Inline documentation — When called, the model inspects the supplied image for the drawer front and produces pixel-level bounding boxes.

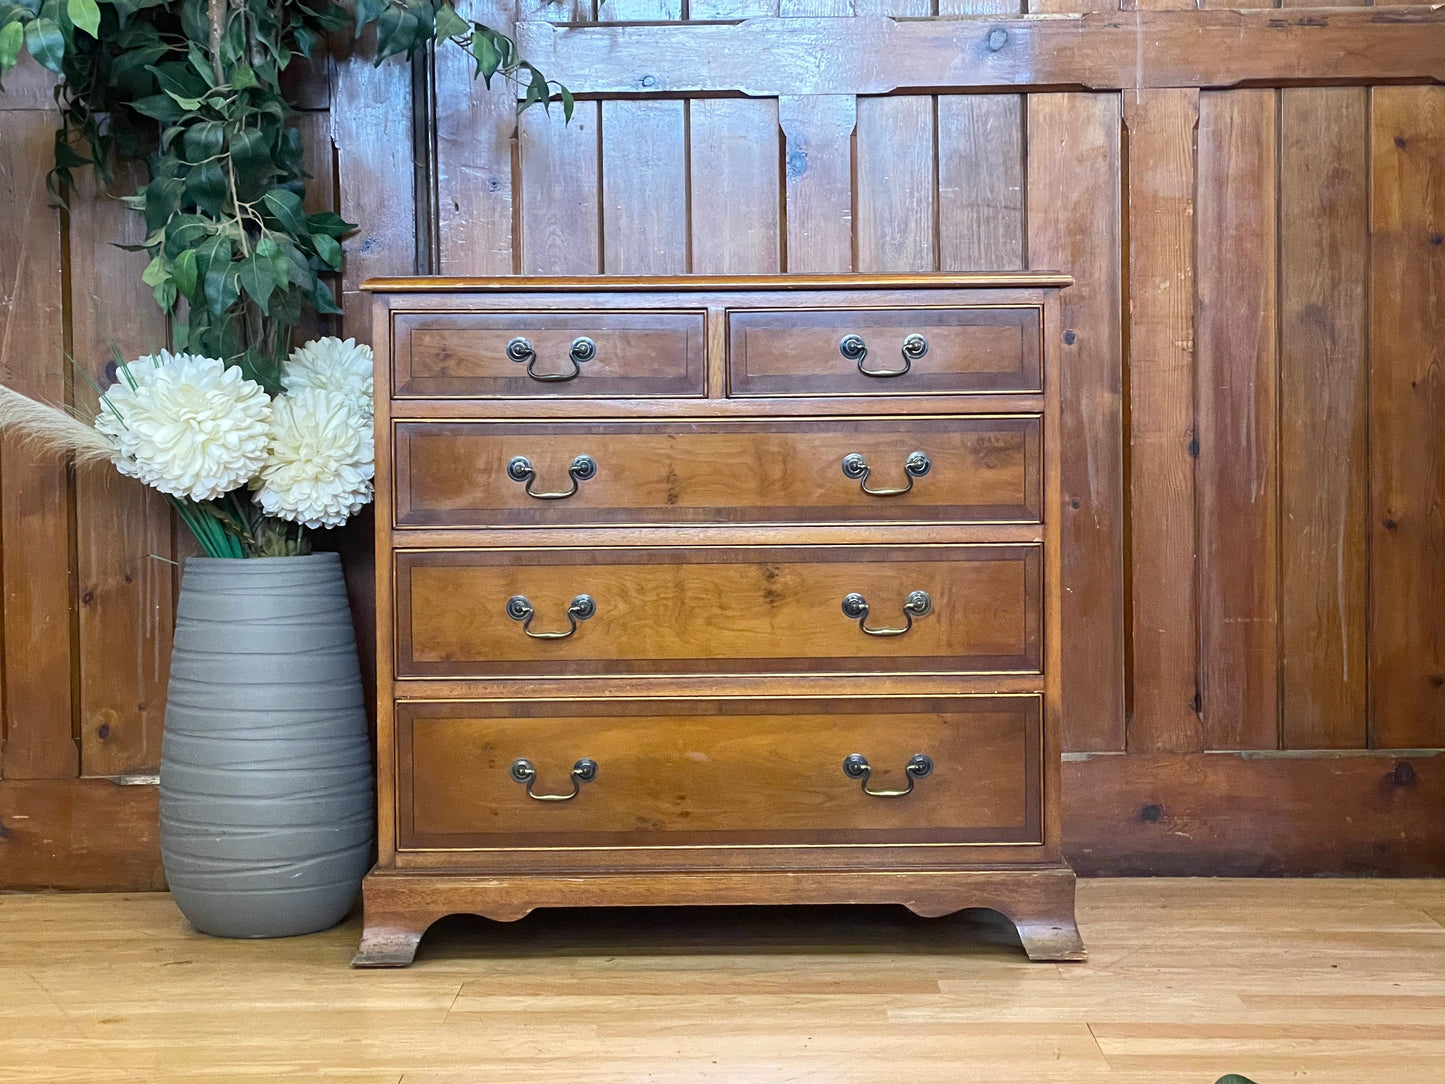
[395,545,1041,678]
[394,417,1043,527]
[728,307,1042,396]
[396,696,1042,849]
[391,310,707,397]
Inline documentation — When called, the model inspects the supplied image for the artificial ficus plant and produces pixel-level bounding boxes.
[0,0,570,392]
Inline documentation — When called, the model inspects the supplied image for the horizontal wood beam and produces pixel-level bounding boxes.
[0,779,166,890]
[519,9,1445,96]
[1063,750,1445,877]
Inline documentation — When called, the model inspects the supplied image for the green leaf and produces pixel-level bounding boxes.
[237,251,278,314]
[0,22,23,71]
[471,30,499,87]
[312,232,341,269]
[193,232,235,315]
[556,85,575,124]
[181,119,224,163]
[261,187,306,236]
[171,246,198,297]
[129,93,183,123]
[374,7,419,62]
[305,211,355,239]
[64,0,96,37]
[433,3,468,40]
[353,0,384,34]
[231,63,259,91]
[140,253,169,288]
[183,159,228,217]
[23,14,62,71]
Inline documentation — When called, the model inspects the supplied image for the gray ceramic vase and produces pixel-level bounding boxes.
[160,553,374,938]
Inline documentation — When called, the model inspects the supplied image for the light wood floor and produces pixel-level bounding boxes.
[2,879,1444,1083]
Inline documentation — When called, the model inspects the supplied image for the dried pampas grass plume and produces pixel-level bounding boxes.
[0,384,117,467]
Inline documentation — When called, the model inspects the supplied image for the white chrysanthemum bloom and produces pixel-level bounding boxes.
[282,337,374,419]
[96,352,271,502]
[251,388,375,529]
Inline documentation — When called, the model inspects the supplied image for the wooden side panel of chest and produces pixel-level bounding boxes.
[356,274,1082,968]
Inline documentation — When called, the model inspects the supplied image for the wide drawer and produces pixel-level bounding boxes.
[395,545,1041,678]
[396,696,1042,849]
[728,307,1042,396]
[393,416,1043,527]
[391,309,707,397]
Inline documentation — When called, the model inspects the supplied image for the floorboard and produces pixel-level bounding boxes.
[1,879,1442,1082]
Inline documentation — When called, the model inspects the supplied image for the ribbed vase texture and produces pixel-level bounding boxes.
[161,554,374,938]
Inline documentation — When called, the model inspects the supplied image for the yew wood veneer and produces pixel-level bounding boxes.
[356,274,1083,967]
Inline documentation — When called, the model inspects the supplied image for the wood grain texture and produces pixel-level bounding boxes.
[937,94,1024,272]
[778,95,856,273]
[516,10,1445,97]
[1065,751,1445,876]
[17,881,1445,1079]
[0,110,77,780]
[1195,89,1279,751]
[688,98,781,275]
[397,545,1042,676]
[435,0,516,277]
[519,101,601,275]
[856,96,935,273]
[601,100,688,275]
[68,164,174,779]
[398,698,1039,847]
[1279,87,1368,750]
[329,30,416,340]
[727,304,1041,396]
[1124,88,1200,754]
[395,416,1042,527]
[1026,93,1126,752]
[0,779,164,889]
[1369,86,1445,749]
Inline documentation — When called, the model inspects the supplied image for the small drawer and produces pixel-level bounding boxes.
[391,309,706,398]
[395,544,1041,678]
[393,416,1043,527]
[728,307,1042,396]
[396,696,1042,849]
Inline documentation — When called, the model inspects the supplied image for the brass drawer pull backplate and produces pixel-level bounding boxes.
[841,450,931,496]
[842,753,934,798]
[506,594,596,639]
[841,589,932,637]
[507,454,597,500]
[510,757,598,802]
[507,335,597,382]
[839,332,928,378]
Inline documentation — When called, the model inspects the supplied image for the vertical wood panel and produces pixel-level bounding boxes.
[689,98,781,275]
[779,95,856,274]
[1279,87,1368,750]
[601,100,688,275]
[435,0,516,277]
[519,102,601,275]
[0,111,78,779]
[1124,88,1201,754]
[69,164,174,778]
[1369,86,1445,749]
[1027,92,1127,753]
[937,94,1024,271]
[1195,89,1279,751]
[330,35,416,341]
[855,95,935,274]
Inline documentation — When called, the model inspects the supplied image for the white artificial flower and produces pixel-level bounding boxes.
[282,337,374,419]
[96,352,271,502]
[251,388,375,529]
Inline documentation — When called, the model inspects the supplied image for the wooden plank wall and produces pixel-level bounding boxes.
[2,3,1444,886]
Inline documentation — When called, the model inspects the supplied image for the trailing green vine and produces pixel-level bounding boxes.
[0,0,568,392]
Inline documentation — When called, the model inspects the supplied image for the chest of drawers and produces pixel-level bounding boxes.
[354,274,1084,966]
